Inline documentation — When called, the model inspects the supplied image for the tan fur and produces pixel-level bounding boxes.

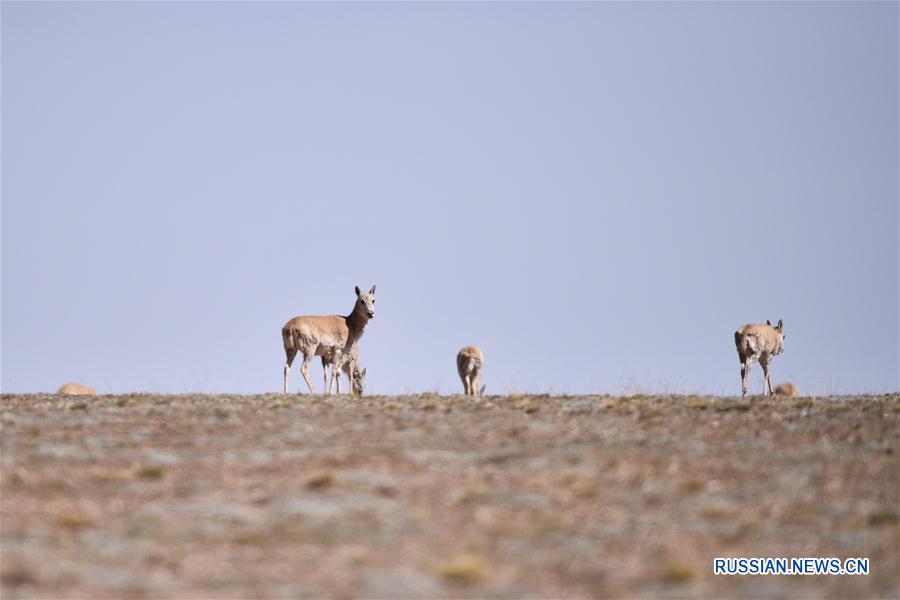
[56,383,96,396]
[734,319,785,397]
[321,345,366,395]
[350,363,367,397]
[282,286,375,394]
[456,346,484,397]
[774,382,799,397]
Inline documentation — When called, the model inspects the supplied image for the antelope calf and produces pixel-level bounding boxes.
[56,383,96,396]
[350,363,367,396]
[321,345,367,395]
[734,319,785,397]
[457,346,485,397]
[282,285,375,394]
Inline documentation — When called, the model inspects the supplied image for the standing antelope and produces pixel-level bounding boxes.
[321,345,367,395]
[734,319,785,397]
[457,346,485,397]
[282,285,375,394]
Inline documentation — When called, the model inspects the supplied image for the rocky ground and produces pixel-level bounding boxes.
[1,393,898,599]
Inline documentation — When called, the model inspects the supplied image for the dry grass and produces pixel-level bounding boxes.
[434,553,490,584]
[57,512,94,530]
[134,466,164,480]
[687,397,710,410]
[867,509,899,527]
[659,560,695,583]
[1,392,897,599]
[304,471,335,490]
[514,398,542,413]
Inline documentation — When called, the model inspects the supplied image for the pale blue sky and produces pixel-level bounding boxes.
[2,1,897,396]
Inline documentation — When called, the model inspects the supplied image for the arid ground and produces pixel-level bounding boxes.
[1,393,898,599]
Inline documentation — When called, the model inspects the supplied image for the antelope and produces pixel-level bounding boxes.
[774,382,799,397]
[282,285,375,394]
[351,363,367,396]
[56,383,96,396]
[321,345,367,395]
[734,319,785,397]
[456,346,485,397]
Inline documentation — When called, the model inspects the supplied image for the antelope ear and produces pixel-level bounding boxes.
[355,286,361,297]
[369,285,376,294]
[766,320,772,326]
[776,319,783,331]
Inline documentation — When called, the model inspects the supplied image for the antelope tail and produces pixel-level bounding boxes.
[456,353,468,376]
[457,354,481,376]
[735,331,758,358]
[282,327,296,349]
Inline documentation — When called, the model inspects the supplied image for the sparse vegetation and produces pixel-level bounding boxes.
[866,508,899,527]
[135,466,164,480]
[715,399,752,412]
[57,513,94,530]
[678,479,704,494]
[659,560,695,583]
[1,392,897,598]
[687,397,709,410]
[304,471,334,490]
[434,553,489,584]
[698,502,738,520]
[90,468,132,482]
[517,399,541,413]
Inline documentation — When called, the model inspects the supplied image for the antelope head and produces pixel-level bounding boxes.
[354,285,376,320]
[352,367,367,396]
[766,319,785,355]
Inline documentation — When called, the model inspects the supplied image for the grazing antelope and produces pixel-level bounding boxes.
[457,346,485,397]
[734,319,785,397]
[774,382,799,397]
[351,363,367,396]
[321,345,367,395]
[56,383,96,396]
[282,285,375,394]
